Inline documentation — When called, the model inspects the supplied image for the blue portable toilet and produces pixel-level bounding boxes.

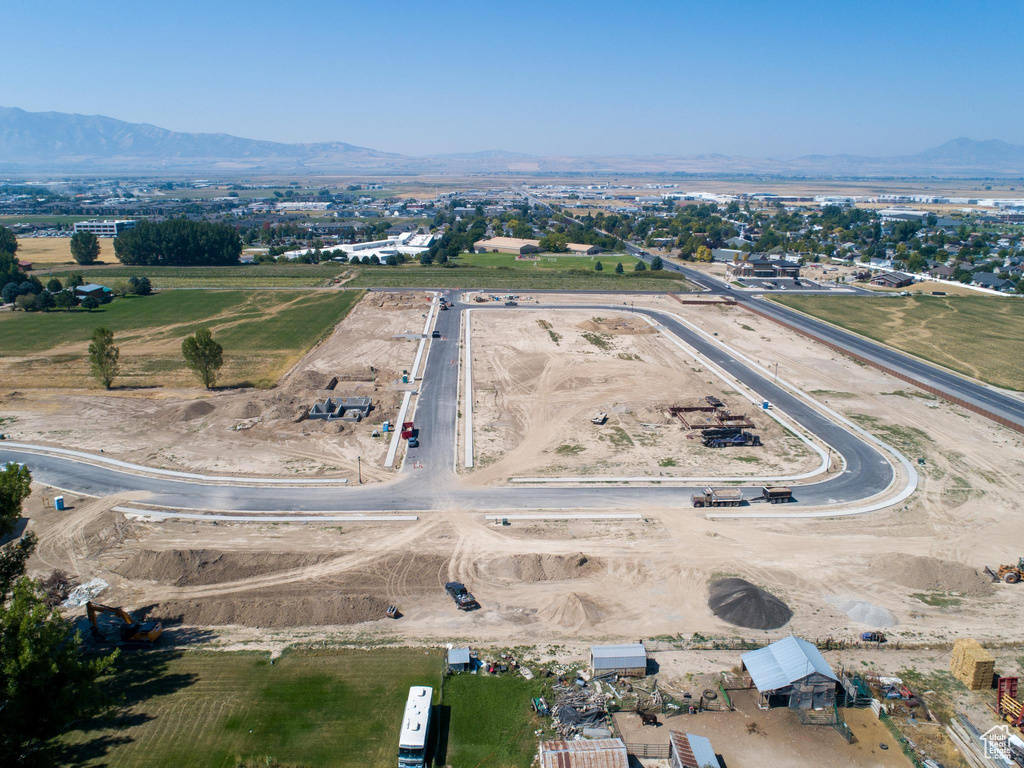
[54,496,65,511]
[762,401,770,410]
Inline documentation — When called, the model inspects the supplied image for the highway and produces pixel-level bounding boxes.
[0,296,901,515]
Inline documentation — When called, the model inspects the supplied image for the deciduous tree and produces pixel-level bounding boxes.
[70,231,101,265]
[88,327,120,389]
[181,327,223,389]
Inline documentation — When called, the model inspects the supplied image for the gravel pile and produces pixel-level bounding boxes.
[708,578,792,630]
[826,596,898,628]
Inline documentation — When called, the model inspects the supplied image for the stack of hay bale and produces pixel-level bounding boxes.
[950,638,994,690]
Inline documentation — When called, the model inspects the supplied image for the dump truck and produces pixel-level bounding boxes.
[701,427,761,448]
[760,486,793,504]
[445,581,480,611]
[691,487,744,508]
[401,421,415,439]
[985,557,1024,584]
[86,601,163,644]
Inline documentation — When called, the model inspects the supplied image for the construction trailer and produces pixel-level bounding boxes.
[691,487,744,508]
[591,643,647,677]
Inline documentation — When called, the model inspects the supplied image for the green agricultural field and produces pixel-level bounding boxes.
[773,294,1024,390]
[57,649,441,768]
[0,289,362,389]
[441,673,548,768]
[40,263,349,289]
[348,264,686,291]
[457,251,641,270]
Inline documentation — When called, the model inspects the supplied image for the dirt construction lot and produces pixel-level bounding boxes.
[0,291,432,480]
[466,308,819,483]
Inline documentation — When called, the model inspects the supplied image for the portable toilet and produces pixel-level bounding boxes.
[762,401,770,410]
[54,496,65,511]
[383,420,390,433]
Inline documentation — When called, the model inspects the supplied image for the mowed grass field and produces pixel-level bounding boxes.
[773,294,1024,390]
[0,289,362,389]
[41,263,350,289]
[457,251,642,270]
[55,649,546,768]
[58,650,442,768]
[442,673,547,768]
[348,264,686,291]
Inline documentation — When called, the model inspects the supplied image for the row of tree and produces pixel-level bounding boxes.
[89,326,223,390]
[113,220,242,266]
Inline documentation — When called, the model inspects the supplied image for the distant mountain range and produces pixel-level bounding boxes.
[2,106,1024,177]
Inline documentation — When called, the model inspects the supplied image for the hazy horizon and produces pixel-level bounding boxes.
[5,0,1023,158]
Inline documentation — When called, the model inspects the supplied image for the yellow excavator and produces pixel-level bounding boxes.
[86,601,163,644]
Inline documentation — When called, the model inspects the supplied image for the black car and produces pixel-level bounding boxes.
[431,330,441,338]
[444,581,480,611]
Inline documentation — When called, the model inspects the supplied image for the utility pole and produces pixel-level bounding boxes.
[357,456,362,484]
[774,362,779,383]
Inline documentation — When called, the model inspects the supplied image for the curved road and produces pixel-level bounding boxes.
[0,297,898,513]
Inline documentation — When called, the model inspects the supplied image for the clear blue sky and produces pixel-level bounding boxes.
[4,0,1023,157]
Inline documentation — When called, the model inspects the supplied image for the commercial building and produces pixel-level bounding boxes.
[283,232,435,262]
[539,738,629,768]
[725,258,801,279]
[668,731,720,768]
[72,219,137,237]
[473,237,542,255]
[590,643,647,677]
[741,635,838,709]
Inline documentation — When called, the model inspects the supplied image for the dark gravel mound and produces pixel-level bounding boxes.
[708,577,792,630]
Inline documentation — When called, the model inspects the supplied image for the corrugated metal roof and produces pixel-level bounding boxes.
[447,647,471,665]
[669,730,719,768]
[540,739,629,768]
[741,636,838,692]
[591,643,646,669]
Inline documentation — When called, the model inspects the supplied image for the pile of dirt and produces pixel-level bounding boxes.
[826,596,898,628]
[174,400,216,422]
[484,553,603,582]
[154,593,389,628]
[223,400,262,420]
[114,549,335,587]
[536,591,604,631]
[870,554,993,597]
[708,578,793,630]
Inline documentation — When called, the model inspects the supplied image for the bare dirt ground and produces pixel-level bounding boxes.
[0,291,432,479]
[13,293,1023,692]
[465,308,818,483]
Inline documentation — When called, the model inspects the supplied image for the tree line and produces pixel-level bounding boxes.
[113,220,242,266]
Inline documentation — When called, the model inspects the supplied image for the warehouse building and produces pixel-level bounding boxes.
[668,731,720,768]
[870,271,913,288]
[725,257,801,279]
[73,219,136,237]
[590,643,647,677]
[539,738,629,768]
[741,635,838,709]
[473,236,542,255]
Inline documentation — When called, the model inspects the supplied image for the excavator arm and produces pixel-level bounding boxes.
[86,601,134,627]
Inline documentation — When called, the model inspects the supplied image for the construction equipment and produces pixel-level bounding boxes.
[591,413,608,425]
[985,557,1024,584]
[401,421,415,439]
[86,601,163,644]
[860,632,887,643]
[691,487,744,508]
[760,486,793,504]
[386,605,400,619]
[700,427,761,448]
[444,581,480,611]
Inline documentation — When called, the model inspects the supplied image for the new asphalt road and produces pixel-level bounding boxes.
[0,295,901,514]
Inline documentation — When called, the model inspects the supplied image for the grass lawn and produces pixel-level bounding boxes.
[347,264,685,292]
[0,289,362,388]
[441,673,548,768]
[57,649,442,768]
[0,214,97,225]
[772,294,1024,391]
[40,263,349,289]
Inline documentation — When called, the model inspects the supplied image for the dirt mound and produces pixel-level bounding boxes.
[115,549,335,587]
[223,400,262,420]
[174,400,215,421]
[871,554,993,596]
[536,591,604,631]
[154,593,389,628]
[826,596,898,628]
[484,553,602,582]
[708,578,793,630]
